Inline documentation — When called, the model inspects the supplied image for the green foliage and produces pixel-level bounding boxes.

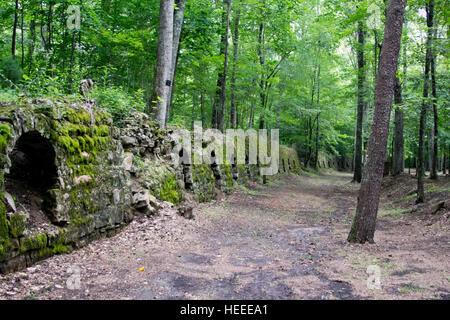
[8,214,26,238]
[0,57,23,86]
[0,199,8,242]
[93,86,146,124]
[20,233,48,253]
[0,124,11,152]
[158,174,183,205]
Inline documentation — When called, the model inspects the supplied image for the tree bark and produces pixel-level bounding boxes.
[417,0,434,203]
[353,10,366,183]
[149,0,174,128]
[20,0,24,67]
[315,66,321,169]
[230,7,241,129]
[443,153,447,175]
[12,0,19,59]
[28,18,36,73]
[212,0,232,131]
[315,113,320,169]
[166,0,187,125]
[430,28,438,179]
[348,0,406,244]
[392,76,404,175]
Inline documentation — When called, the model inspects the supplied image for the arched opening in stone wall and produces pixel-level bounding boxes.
[4,131,58,229]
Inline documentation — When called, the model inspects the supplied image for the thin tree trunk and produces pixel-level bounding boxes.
[12,0,19,59]
[248,83,255,128]
[166,0,187,125]
[21,0,24,67]
[443,153,447,175]
[212,0,232,131]
[69,34,75,93]
[348,0,406,244]
[257,21,266,130]
[200,90,206,125]
[28,18,36,73]
[430,29,438,179]
[354,11,366,183]
[392,76,404,175]
[149,0,174,128]
[314,65,321,169]
[230,7,241,129]
[315,113,320,169]
[417,0,434,203]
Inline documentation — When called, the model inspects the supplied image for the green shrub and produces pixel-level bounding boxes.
[92,86,145,124]
[0,57,23,87]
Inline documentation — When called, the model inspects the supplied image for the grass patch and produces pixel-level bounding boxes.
[379,207,410,217]
[238,184,261,196]
[425,187,450,194]
[302,170,318,178]
[400,285,424,293]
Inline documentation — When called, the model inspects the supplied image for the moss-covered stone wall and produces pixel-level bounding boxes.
[0,102,131,273]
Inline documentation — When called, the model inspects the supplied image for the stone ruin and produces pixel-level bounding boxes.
[0,102,302,273]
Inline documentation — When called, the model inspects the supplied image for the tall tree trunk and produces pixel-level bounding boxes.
[315,113,320,169]
[417,0,434,203]
[28,18,36,73]
[257,21,266,131]
[348,0,406,244]
[230,7,241,129]
[443,153,447,175]
[392,77,404,175]
[69,34,75,93]
[430,29,438,179]
[212,0,232,131]
[248,82,255,128]
[200,90,206,125]
[12,0,19,59]
[149,0,174,128]
[166,0,187,125]
[20,0,24,67]
[354,12,366,183]
[314,65,321,169]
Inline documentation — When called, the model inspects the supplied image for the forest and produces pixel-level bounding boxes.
[0,0,448,177]
[0,0,449,301]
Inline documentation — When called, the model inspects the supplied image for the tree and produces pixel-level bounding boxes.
[417,0,434,203]
[211,0,232,131]
[392,76,404,176]
[11,0,19,59]
[348,0,406,244]
[150,0,175,128]
[230,2,241,129]
[166,0,187,125]
[353,0,366,183]
[430,27,438,180]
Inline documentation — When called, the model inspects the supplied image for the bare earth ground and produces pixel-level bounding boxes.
[0,171,449,300]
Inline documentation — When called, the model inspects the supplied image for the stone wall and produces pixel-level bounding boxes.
[0,102,131,273]
[317,151,353,172]
[0,104,302,273]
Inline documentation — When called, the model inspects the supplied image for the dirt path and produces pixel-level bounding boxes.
[1,172,449,300]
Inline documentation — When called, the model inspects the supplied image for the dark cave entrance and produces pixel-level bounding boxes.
[4,131,58,224]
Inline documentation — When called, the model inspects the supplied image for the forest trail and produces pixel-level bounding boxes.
[1,172,449,300]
